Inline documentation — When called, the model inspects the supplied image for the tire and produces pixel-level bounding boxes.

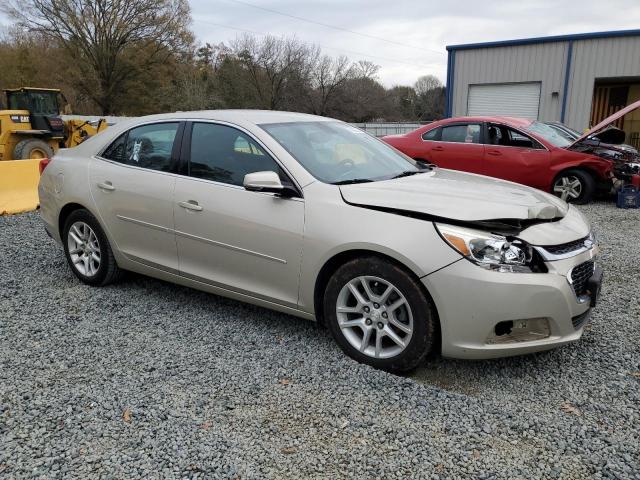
[324,256,436,373]
[13,138,54,160]
[62,209,122,286]
[552,169,596,204]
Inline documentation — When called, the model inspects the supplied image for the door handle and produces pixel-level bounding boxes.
[97,181,115,191]
[487,150,502,156]
[432,146,445,151]
[178,200,203,212]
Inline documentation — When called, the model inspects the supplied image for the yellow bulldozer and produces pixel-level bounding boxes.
[0,87,108,215]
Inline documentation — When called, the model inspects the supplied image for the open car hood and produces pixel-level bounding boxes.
[570,98,640,147]
[340,169,568,231]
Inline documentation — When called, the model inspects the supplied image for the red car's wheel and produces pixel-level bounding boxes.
[552,169,595,204]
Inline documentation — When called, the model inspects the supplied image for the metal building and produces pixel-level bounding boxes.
[445,29,640,145]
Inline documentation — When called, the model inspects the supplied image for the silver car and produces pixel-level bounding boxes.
[38,111,603,372]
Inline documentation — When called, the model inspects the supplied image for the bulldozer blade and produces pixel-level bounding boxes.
[0,159,42,215]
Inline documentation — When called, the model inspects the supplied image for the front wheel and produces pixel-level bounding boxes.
[324,257,437,372]
[552,169,595,204]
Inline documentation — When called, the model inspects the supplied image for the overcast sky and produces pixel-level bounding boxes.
[3,0,640,87]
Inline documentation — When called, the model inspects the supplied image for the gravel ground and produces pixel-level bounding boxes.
[1,202,639,479]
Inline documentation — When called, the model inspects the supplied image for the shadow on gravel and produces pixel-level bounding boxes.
[405,346,574,397]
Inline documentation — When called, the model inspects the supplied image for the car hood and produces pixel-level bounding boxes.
[571,98,640,147]
[340,169,568,225]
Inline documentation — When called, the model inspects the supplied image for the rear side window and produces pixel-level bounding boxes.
[189,122,284,186]
[441,124,481,144]
[421,128,440,141]
[102,133,126,162]
[102,122,179,171]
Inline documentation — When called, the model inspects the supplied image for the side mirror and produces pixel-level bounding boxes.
[243,171,285,193]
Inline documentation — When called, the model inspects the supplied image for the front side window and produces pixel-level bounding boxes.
[490,124,544,149]
[189,122,284,186]
[260,121,418,184]
[441,124,481,144]
[102,122,179,171]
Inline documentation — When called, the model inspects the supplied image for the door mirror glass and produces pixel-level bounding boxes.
[243,171,284,193]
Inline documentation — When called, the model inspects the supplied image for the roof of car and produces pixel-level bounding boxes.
[121,109,333,125]
[437,116,534,128]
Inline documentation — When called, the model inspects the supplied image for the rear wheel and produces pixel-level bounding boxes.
[552,169,595,204]
[13,139,54,160]
[324,256,436,372]
[62,209,122,286]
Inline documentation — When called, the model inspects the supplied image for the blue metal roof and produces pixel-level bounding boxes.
[446,28,640,51]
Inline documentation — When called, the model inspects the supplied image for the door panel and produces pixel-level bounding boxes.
[173,179,304,307]
[89,159,179,270]
[483,124,551,188]
[429,124,485,173]
[483,147,550,188]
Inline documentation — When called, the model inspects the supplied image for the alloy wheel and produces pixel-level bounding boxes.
[67,221,101,277]
[336,276,413,359]
[553,175,583,201]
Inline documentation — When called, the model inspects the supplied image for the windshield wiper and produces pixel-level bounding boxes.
[391,170,424,179]
[331,178,375,185]
[415,159,436,170]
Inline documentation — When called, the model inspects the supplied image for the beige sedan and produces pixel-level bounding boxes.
[38,111,602,372]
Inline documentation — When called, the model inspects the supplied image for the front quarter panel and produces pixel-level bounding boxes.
[297,182,461,313]
[549,149,612,184]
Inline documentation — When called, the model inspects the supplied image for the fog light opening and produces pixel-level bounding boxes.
[494,321,513,337]
[486,318,551,344]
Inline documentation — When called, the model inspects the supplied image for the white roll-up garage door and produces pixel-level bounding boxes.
[467,83,541,119]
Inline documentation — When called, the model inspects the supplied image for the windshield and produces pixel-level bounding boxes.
[524,121,572,147]
[7,90,59,116]
[259,121,418,184]
[545,123,582,143]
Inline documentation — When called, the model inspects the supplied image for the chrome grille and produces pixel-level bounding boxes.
[544,236,589,255]
[570,261,595,296]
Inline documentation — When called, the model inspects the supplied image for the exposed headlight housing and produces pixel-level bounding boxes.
[435,223,537,273]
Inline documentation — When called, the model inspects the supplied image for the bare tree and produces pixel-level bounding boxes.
[414,74,445,120]
[414,74,442,96]
[352,60,380,80]
[232,34,311,110]
[2,0,193,114]
[307,53,353,116]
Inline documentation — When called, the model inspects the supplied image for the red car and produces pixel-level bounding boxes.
[382,109,640,204]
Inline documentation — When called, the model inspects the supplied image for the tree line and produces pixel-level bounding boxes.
[0,0,445,122]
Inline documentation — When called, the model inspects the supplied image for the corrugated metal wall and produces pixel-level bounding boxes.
[566,37,640,129]
[451,36,640,131]
[452,43,568,123]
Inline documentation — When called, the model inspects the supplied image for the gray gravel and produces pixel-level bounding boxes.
[1,202,639,479]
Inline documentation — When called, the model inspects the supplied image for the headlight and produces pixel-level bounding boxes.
[435,223,534,273]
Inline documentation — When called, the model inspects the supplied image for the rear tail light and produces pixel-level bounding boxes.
[39,158,51,175]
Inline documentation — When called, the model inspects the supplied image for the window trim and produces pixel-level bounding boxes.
[97,120,185,174]
[181,120,304,199]
[484,122,549,151]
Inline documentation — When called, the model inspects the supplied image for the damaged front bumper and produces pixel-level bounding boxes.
[422,242,601,360]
